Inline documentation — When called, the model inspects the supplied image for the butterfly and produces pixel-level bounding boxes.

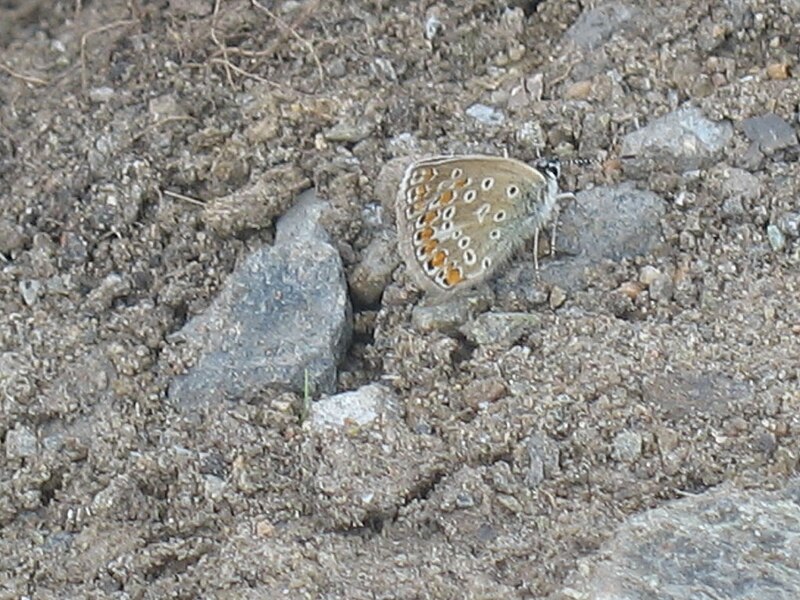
[395,154,581,295]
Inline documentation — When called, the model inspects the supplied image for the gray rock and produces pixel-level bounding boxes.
[88,86,115,103]
[325,120,374,143]
[718,167,762,210]
[5,425,38,460]
[0,218,27,255]
[410,288,494,333]
[648,271,674,303]
[349,232,398,306]
[559,479,800,599]
[19,280,41,306]
[307,384,398,430]
[612,430,643,462]
[642,371,753,421]
[459,312,541,347]
[465,103,505,126]
[541,183,666,289]
[495,184,665,295]
[564,3,638,51]
[777,211,800,238]
[740,113,798,154]
[524,432,560,489]
[169,189,352,410]
[767,224,786,252]
[622,106,733,172]
[568,184,666,261]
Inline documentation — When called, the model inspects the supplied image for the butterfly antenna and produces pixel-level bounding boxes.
[563,156,600,168]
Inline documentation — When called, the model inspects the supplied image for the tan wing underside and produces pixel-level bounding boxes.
[395,156,548,293]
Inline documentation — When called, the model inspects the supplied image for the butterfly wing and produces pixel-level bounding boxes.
[396,155,551,293]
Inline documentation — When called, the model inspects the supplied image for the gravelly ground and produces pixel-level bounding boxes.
[1,0,799,598]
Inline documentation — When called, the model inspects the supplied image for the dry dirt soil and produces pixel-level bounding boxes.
[1,0,799,598]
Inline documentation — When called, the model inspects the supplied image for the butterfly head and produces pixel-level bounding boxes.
[534,157,562,182]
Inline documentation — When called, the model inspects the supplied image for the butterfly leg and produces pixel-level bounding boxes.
[551,192,576,257]
[549,207,560,258]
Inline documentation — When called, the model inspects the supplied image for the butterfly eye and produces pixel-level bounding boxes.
[535,158,561,179]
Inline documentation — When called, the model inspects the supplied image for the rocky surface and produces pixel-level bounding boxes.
[1,0,799,598]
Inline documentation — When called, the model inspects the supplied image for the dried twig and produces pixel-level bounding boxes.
[209,0,234,88]
[162,189,206,206]
[208,57,283,88]
[0,63,49,86]
[250,0,325,87]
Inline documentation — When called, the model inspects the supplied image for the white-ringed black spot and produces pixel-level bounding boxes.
[457,236,470,249]
[441,221,453,232]
[464,249,477,265]
[489,229,501,240]
[451,168,463,179]
[443,206,456,220]
[463,189,477,204]
[507,185,519,198]
[452,229,462,239]
[493,210,507,222]
[482,257,492,270]
[481,177,494,190]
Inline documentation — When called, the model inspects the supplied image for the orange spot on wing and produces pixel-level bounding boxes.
[412,199,428,212]
[422,239,438,255]
[431,250,447,267]
[419,227,434,241]
[453,178,469,189]
[439,189,455,204]
[445,268,464,286]
[422,211,438,224]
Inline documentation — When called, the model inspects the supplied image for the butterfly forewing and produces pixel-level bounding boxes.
[396,155,551,294]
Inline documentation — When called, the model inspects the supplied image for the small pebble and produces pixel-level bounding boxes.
[465,103,505,126]
[564,80,593,100]
[549,285,567,309]
[766,63,791,80]
[618,281,645,301]
[767,224,786,252]
[639,265,662,286]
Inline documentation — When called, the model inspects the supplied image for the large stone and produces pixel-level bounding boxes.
[169,189,352,410]
[622,106,733,172]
